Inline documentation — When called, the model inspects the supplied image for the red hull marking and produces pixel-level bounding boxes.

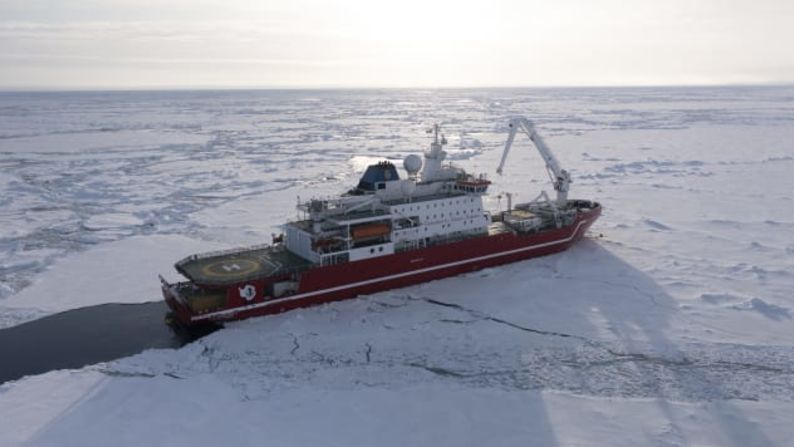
[185,208,599,323]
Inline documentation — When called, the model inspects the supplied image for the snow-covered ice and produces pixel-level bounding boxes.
[1,87,793,446]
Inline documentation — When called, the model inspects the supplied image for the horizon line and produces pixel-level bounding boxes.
[1,81,792,94]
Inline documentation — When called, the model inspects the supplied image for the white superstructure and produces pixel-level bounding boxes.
[282,118,578,266]
[284,124,492,265]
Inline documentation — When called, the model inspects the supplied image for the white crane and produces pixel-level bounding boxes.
[496,117,571,207]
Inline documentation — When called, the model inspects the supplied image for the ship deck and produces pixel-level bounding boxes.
[488,221,514,236]
[175,245,312,286]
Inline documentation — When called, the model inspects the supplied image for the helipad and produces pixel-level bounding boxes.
[175,246,311,286]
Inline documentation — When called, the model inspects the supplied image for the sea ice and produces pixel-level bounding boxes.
[1,87,793,446]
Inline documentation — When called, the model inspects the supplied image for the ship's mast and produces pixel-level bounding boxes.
[420,124,447,182]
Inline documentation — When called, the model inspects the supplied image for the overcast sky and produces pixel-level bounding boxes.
[1,0,792,89]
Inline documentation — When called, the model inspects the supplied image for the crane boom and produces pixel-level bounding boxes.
[496,117,571,207]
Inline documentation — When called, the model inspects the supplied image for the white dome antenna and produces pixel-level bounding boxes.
[403,154,423,177]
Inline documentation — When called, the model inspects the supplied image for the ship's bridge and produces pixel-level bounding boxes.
[356,161,400,192]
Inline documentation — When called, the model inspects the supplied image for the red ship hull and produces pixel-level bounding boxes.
[164,204,600,326]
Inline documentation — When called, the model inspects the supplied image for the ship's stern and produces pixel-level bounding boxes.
[160,275,196,327]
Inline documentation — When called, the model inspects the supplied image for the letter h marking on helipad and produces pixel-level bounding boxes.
[222,263,242,272]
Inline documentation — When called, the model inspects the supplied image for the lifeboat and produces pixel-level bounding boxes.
[351,223,390,240]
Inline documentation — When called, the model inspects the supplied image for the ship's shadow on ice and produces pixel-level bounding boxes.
[408,240,778,445]
[543,241,776,446]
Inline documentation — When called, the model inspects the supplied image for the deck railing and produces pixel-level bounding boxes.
[174,242,275,268]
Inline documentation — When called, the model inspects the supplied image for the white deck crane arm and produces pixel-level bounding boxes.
[496,117,571,206]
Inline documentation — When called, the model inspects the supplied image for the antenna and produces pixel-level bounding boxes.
[403,154,422,177]
[427,123,446,146]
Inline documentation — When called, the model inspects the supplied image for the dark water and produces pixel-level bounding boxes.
[0,302,216,384]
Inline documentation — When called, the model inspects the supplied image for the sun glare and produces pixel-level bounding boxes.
[0,0,792,88]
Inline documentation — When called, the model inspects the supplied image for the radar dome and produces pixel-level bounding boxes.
[403,154,423,175]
